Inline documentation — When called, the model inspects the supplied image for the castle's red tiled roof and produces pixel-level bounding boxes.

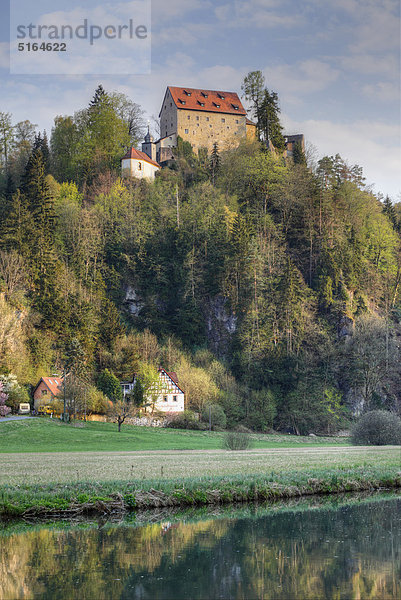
[121,147,160,169]
[165,86,247,116]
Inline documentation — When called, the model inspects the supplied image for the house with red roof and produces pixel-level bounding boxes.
[32,376,63,409]
[121,147,161,181]
[121,367,185,414]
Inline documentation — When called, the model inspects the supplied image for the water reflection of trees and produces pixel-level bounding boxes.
[0,499,399,600]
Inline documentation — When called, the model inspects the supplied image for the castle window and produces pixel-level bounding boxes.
[138,162,142,170]
[221,118,225,123]
[236,119,239,124]
[206,117,209,121]
[188,115,190,119]
[196,116,199,120]
[185,129,189,134]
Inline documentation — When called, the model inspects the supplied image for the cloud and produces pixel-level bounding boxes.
[214,0,304,29]
[340,54,399,76]
[362,81,401,103]
[263,60,340,102]
[152,0,211,22]
[0,42,9,69]
[152,22,213,47]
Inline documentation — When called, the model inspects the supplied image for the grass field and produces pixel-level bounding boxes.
[0,420,400,517]
[0,418,349,454]
[0,445,400,486]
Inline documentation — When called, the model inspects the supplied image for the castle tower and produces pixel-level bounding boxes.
[141,126,157,162]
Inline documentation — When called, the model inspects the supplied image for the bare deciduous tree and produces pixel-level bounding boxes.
[0,250,26,299]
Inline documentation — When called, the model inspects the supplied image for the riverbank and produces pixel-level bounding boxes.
[1,465,400,518]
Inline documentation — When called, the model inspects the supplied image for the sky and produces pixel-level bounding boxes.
[0,0,400,198]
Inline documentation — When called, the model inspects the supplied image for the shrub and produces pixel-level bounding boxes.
[351,410,401,446]
[201,403,227,430]
[223,431,252,451]
[165,410,206,430]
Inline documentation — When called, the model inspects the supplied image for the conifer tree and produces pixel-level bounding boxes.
[258,89,286,152]
[90,84,107,108]
[382,195,397,229]
[21,149,59,318]
[209,142,220,185]
[293,141,307,165]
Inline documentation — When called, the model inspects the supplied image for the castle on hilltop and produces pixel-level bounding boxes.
[121,85,304,180]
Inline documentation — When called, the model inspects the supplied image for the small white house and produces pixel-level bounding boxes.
[121,147,161,181]
[121,367,185,414]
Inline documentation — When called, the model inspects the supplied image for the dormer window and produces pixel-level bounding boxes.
[184,90,192,96]
[179,99,186,105]
[218,93,225,100]
[198,101,205,106]
[213,102,221,108]
[232,104,239,110]
[201,92,208,98]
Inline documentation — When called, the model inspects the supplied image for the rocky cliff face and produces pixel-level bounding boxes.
[204,296,237,357]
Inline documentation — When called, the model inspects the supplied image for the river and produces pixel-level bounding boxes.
[0,493,400,599]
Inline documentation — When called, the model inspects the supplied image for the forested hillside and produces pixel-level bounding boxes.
[1,83,400,434]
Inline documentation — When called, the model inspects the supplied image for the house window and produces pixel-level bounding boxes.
[42,390,47,395]
[163,396,168,402]
[185,129,189,134]
[173,396,177,402]
[138,162,142,170]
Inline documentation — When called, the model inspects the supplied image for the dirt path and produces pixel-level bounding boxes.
[0,416,37,423]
